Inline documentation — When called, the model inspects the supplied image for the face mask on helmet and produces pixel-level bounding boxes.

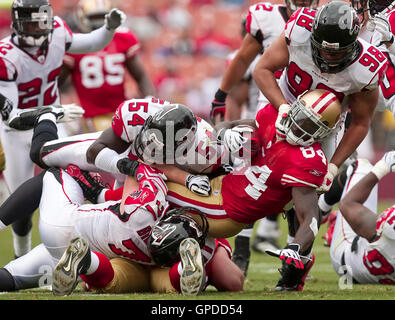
[12,1,53,47]
[76,0,111,32]
[134,104,197,165]
[311,1,361,74]
[367,0,393,18]
[283,89,342,147]
[147,207,209,267]
[285,0,319,13]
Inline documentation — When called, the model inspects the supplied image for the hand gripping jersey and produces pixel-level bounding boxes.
[0,16,73,111]
[221,104,327,224]
[111,97,223,174]
[280,8,387,112]
[63,29,141,118]
[346,205,395,284]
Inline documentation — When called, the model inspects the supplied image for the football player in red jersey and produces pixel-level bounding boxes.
[0,0,126,258]
[59,0,155,133]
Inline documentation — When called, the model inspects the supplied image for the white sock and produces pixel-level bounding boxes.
[237,227,253,238]
[38,113,57,123]
[256,217,280,239]
[286,235,294,245]
[318,194,332,213]
[85,251,100,275]
[12,229,31,257]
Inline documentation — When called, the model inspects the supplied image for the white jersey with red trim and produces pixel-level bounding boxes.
[246,2,288,51]
[0,16,72,112]
[111,97,223,174]
[346,205,395,284]
[281,8,387,113]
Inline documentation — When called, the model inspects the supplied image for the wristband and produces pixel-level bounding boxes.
[371,159,390,180]
[214,88,228,103]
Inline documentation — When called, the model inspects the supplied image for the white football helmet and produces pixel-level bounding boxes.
[76,0,112,32]
[285,0,319,13]
[283,89,342,147]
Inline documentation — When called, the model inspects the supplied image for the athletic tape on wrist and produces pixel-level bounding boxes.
[371,159,390,180]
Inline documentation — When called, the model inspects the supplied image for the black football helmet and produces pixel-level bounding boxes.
[367,0,393,18]
[147,207,209,267]
[311,1,361,74]
[134,104,197,164]
[11,0,53,47]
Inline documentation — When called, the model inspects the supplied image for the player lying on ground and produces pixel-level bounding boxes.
[0,163,244,295]
[139,89,342,292]
[329,151,395,284]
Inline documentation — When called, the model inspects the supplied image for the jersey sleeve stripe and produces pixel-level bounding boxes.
[126,43,141,58]
[281,174,318,188]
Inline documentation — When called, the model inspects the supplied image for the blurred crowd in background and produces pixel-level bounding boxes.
[0,0,394,179]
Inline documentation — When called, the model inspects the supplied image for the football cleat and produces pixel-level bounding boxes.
[179,238,205,296]
[52,237,91,296]
[66,165,107,204]
[252,236,281,254]
[275,253,315,292]
[8,104,84,130]
[323,211,338,247]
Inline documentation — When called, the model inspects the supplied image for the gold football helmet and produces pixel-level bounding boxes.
[76,0,112,32]
[283,89,342,147]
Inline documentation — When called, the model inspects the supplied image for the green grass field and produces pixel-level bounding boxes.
[0,203,394,301]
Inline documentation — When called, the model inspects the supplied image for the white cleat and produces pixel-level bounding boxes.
[52,237,91,296]
[8,104,84,130]
[179,238,205,296]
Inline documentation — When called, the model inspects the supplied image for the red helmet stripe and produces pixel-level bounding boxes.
[311,91,337,114]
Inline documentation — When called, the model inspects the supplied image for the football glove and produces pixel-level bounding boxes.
[105,8,126,31]
[371,150,395,180]
[0,92,12,121]
[185,174,211,197]
[210,89,227,124]
[374,13,394,43]
[58,104,85,122]
[116,158,140,176]
[275,104,290,140]
[317,163,338,193]
[266,243,304,269]
[223,125,254,154]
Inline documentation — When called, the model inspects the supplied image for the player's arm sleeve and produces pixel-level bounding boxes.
[67,25,115,54]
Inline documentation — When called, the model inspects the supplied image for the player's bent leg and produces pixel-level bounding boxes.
[150,266,177,294]
[208,246,244,292]
[95,258,151,293]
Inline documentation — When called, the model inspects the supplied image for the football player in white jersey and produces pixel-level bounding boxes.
[253,1,387,194]
[0,0,126,258]
[331,151,395,284]
[209,0,319,124]
[0,164,244,295]
[15,97,222,195]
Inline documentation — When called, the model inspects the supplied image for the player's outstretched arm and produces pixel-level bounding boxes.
[67,8,126,54]
[339,151,395,241]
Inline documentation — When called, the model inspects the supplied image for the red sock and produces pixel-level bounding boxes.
[80,252,114,289]
[168,262,181,293]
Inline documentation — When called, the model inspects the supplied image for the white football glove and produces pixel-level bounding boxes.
[266,243,304,269]
[185,174,211,197]
[223,125,254,153]
[371,150,395,180]
[317,163,338,193]
[58,103,85,122]
[105,8,126,31]
[275,104,290,140]
[374,13,394,43]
